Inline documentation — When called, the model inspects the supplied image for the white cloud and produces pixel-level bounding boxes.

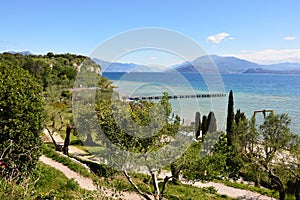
[206,32,230,44]
[284,36,296,41]
[223,49,300,64]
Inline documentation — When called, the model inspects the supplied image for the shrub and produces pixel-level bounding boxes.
[0,64,44,179]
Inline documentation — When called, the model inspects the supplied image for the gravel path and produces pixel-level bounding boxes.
[187,181,275,200]
[159,170,276,200]
[40,155,97,191]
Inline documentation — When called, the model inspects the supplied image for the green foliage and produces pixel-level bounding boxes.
[46,52,54,58]
[61,89,72,98]
[184,135,229,181]
[260,113,292,157]
[0,176,30,200]
[0,64,44,179]
[45,85,73,131]
[202,186,218,194]
[170,142,202,183]
[234,109,246,125]
[226,109,249,179]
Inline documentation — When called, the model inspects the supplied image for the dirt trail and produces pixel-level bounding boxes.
[40,155,144,199]
[40,155,96,191]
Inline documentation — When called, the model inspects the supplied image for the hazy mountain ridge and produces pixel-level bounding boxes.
[174,55,261,73]
[94,56,300,74]
[93,58,163,72]
[7,51,32,55]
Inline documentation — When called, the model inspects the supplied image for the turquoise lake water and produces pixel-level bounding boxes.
[103,72,300,134]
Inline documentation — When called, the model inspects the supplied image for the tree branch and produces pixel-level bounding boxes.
[0,140,13,159]
[45,127,58,147]
[160,175,173,200]
[289,167,300,179]
[123,170,152,200]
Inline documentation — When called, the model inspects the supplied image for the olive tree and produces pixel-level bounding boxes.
[93,87,185,200]
[235,113,294,200]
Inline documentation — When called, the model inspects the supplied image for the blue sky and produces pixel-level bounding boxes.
[1,0,300,65]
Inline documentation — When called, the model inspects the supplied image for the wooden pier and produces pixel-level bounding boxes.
[127,93,226,101]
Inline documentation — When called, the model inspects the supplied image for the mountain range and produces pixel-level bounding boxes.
[93,55,300,74]
[93,58,164,72]
[7,51,32,55]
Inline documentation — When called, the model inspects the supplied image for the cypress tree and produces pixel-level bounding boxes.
[195,111,201,139]
[226,90,235,146]
[207,111,217,133]
[201,115,208,138]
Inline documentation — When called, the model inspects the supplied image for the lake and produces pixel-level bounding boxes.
[103,72,300,134]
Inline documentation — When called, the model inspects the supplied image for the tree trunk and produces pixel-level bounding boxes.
[85,132,95,146]
[170,162,180,185]
[295,180,300,200]
[151,169,160,200]
[63,126,72,155]
[58,114,64,131]
[255,172,261,187]
[254,177,261,187]
[269,170,286,200]
[160,175,172,200]
[279,191,286,200]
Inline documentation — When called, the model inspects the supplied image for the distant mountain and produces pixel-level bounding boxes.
[173,55,261,74]
[7,51,32,55]
[173,55,300,74]
[93,58,164,72]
